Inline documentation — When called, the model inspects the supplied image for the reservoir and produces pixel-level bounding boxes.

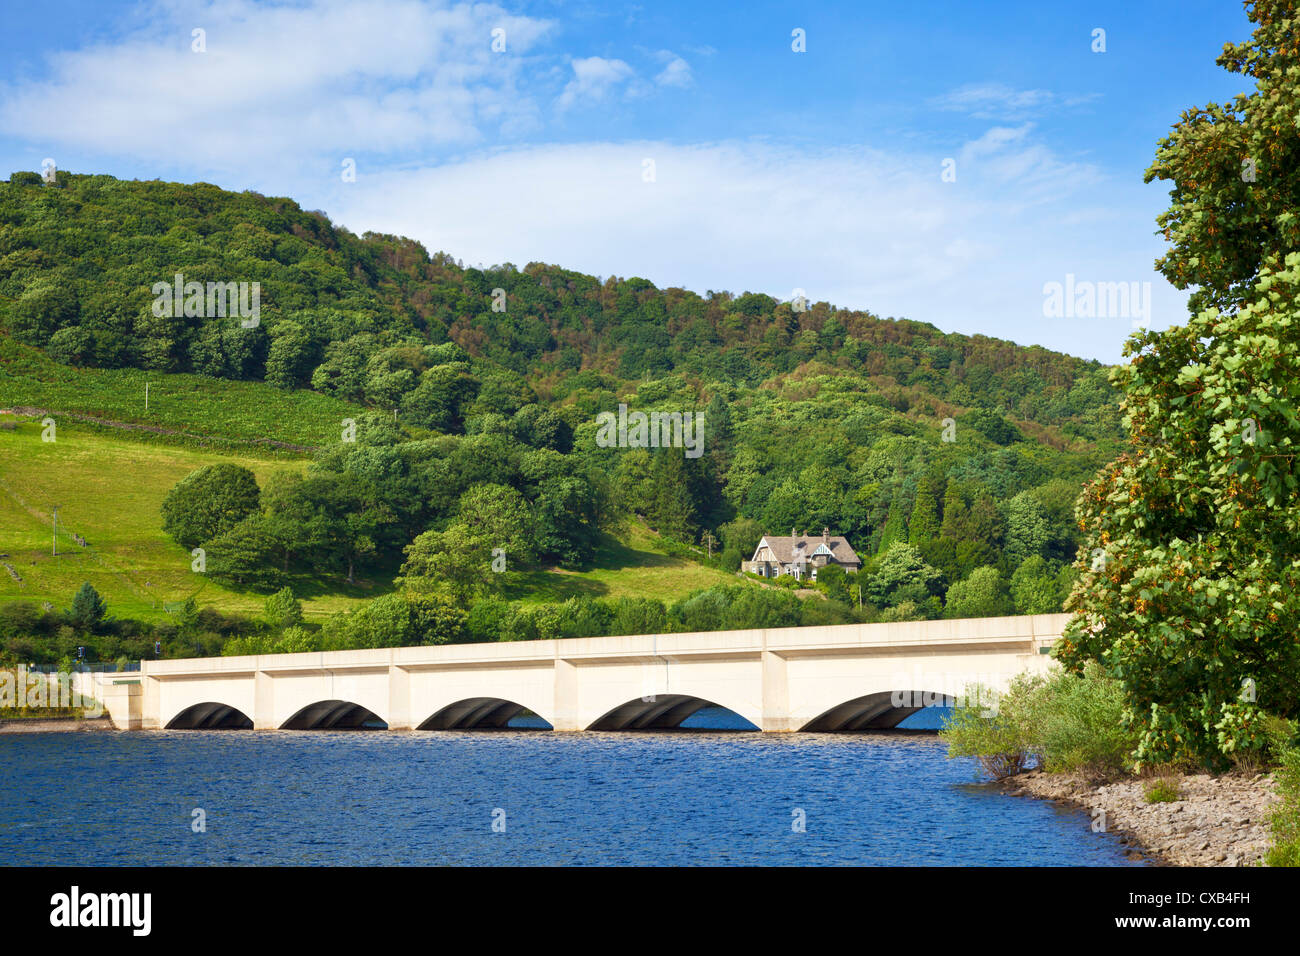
[0,718,1142,866]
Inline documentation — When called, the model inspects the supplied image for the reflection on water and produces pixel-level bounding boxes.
[0,719,1142,866]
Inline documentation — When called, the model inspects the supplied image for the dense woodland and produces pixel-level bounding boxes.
[0,171,1125,659]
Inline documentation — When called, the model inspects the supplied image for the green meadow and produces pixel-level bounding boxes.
[0,414,741,627]
[0,417,376,622]
[0,334,365,451]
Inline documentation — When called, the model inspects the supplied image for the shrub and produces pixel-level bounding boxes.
[1037,663,1138,778]
[1266,747,1300,867]
[1144,777,1182,803]
[942,665,1138,779]
[940,675,1045,779]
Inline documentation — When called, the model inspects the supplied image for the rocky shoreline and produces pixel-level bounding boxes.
[0,716,117,733]
[1001,768,1280,866]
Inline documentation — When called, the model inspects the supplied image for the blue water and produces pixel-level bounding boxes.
[0,724,1143,866]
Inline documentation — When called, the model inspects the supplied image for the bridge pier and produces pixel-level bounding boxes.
[761,650,798,732]
[253,670,275,730]
[388,665,412,731]
[552,658,581,731]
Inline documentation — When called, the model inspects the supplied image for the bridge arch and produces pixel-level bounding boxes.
[418,698,553,730]
[165,701,253,730]
[588,694,760,731]
[281,700,388,730]
[799,690,957,732]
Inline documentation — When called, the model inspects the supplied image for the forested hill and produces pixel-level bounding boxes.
[1,170,1123,626]
[0,171,1113,418]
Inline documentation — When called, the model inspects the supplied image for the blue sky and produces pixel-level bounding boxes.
[0,0,1255,362]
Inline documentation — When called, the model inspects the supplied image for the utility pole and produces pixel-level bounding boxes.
[702,531,716,558]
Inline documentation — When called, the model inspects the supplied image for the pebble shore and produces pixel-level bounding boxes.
[1001,768,1280,866]
[0,716,116,733]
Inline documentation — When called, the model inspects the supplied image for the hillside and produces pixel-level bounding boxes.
[0,171,1127,662]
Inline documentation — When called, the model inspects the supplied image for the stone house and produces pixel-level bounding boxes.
[742,527,862,581]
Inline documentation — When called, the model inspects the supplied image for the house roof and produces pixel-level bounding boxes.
[753,534,861,567]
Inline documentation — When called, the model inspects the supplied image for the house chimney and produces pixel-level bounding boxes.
[791,526,796,538]
[823,527,829,542]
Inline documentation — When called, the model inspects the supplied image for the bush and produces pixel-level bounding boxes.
[608,596,668,636]
[1266,747,1300,867]
[940,675,1045,779]
[1144,777,1182,803]
[222,626,320,656]
[942,665,1138,779]
[1037,663,1138,778]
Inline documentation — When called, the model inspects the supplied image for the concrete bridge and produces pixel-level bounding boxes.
[103,613,1068,732]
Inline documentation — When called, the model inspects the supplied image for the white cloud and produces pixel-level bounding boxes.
[932,83,1100,120]
[0,0,556,170]
[555,56,636,111]
[654,53,692,89]
[321,134,1184,361]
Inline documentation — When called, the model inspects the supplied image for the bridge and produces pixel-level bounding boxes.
[100,613,1068,732]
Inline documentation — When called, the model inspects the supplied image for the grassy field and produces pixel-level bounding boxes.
[0,416,383,622]
[505,523,742,605]
[0,334,366,450]
[0,414,743,628]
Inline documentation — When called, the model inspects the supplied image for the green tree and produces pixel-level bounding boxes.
[399,525,489,605]
[939,479,968,540]
[1002,491,1050,567]
[205,515,286,591]
[877,488,909,553]
[945,566,1011,619]
[265,321,318,389]
[863,543,943,608]
[455,483,537,571]
[161,464,262,550]
[1010,556,1061,614]
[720,516,763,558]
[264,587,304,631]
[647,450,696,542]
[907,476,941,545]
[406,591,469,645]
[1062,257,1300,767]
[816,563,851,603]
[67,582,107,631]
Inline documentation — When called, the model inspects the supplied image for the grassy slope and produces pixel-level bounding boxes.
[0,414,742,626]
[0,416,381,622]
[0,335,365,451]
[505,523,741,606]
